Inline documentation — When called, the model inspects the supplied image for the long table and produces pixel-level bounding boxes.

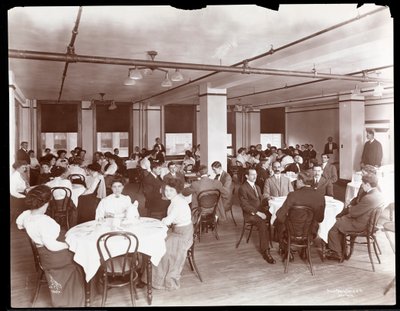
[65,217,168,306]
[269,195,344,243]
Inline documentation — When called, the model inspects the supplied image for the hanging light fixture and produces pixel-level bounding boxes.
[129,66,143,80]
[171,69,184,82]
[373,82,384,97]
[161,72,173,87]
[123,71,136,86]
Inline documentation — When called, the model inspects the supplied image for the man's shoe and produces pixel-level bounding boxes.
[325,249,343,262]
[263,251,276,264]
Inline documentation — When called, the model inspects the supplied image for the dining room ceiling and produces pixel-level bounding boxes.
[8,4,393,109]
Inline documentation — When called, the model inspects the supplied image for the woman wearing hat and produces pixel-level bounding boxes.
[56,149,69,168]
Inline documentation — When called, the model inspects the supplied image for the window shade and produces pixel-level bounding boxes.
[41,104,78,132]
[164,104,196,133]
[260,107,285,133]
[96,103,130,132]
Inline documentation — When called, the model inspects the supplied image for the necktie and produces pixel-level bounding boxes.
[214,174,220,180]
[252,184,259,198]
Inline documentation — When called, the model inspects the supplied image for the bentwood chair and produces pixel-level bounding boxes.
[342,204,385,272]
[196,189,221,241]
[96,231,140,307]
[383,221,395,295]
[186,208,203,282]
[68,173,86,187]
[25,231,47,307]
[283,205,315,275]
[49,187,73,230]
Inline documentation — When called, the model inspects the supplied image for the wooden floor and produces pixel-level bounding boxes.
[10,181,396,307]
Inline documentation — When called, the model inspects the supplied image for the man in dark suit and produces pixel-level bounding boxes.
[153,137,166,157]
[283,155,304,174]
[321,153,338,184]
[151,145,165,164]
[325,174,385,261]
[274,171,326,258]
[255,158,271,193]
[308,144,317,159]
[361,128,383,168]
[312,165,333,196]
[324,136,338,155]
[142,161,170,219]
[163,161,185,184]
[16,141,31,164]
[238,168,275,264]
[182,165,228,221]
[211,161,234,214]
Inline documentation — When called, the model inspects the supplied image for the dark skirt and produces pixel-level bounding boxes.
[37,247,85,307]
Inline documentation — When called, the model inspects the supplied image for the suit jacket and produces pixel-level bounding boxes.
[324,142,338,154]
[143,173,169,212]
[182,176,228,221]
[219,171,234,211]
[309,149,317,159]
[322,163,338,184]
[283,162,303,174]
[16,148,31,164]
[153,143,166,153]
[256,167,270,193]
[163,171,185,184]
[361,139,383,167]
[312,176,333,196]
[238,181,269,221]
[336,188,385,232]
[263,174,294,200]
[275,186,326,234]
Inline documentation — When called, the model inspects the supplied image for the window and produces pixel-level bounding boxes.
[97,132,129,157]
[41,132,78,155]
[260,133,283,149]
[227,133,233,156]
[165,133,193,156]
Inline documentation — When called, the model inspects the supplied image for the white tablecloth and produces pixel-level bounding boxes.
[65,217,168,282]
[269,195,344,243]
[125,160,138,169]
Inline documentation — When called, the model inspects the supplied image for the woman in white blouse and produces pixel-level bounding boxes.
[16,185,85,307]
[95,176,139,221]
[182,150,196,172]
[10,160,30,222]
[151,178,193,290]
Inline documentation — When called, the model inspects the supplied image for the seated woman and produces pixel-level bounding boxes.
[55,149,69,168]
[77,163,106,224]
[28,150,40,186]
[37,161,53,185]
[15,185,85,307]
[10,160,30,222]
[182,150,196,172]
[150,178,193,290]
[95,176,139,221]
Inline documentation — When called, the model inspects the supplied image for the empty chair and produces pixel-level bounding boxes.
[282,205,315,275]
[186,208,203,282]
[96,231,139,307]
[195,189,221,241]
[49,187,74,229]
[342,205,384,272]
[25,232,47,307]
[68,174,86,187]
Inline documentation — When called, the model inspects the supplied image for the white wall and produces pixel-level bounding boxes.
[286,103,339,158]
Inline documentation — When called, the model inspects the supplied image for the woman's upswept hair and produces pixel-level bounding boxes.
[25,185,52,210]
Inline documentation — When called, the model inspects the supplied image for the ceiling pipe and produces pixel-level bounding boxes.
[227,65,393,102]
[57,6,83,102]
[8,49,392,84]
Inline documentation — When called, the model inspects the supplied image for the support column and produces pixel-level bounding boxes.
[9,72,16,173]
[144,104,161,149]
[339,94,365,180]
[81,101,93,159]
[199,84,227,172]
[234,105,244,153]
[246,108,261,146]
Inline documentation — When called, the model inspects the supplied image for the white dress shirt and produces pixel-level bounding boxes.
[10,171,27,198]
[162,194,192,227]
[95,194,139,220]
[104,162,118,175]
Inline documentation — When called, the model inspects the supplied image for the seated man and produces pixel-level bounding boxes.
[283,155,304,174]
[274,171,326,259]
[211,161,234,214]
[312,165,333,197]
[238,168,275,264]
[182,164,228,221]
[321,153,338,184]
[255,158,271,193]
[163,161,185,184]
[325,174,385,261]
[142,161,170,219]
[263,161,294,201]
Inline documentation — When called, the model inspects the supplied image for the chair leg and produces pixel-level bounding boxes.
[101,276,108,307]
[235,222,246,248]
[372,237,381,264]
[246,225,253,243]
[214,220,219,240]
[129,279,136,306]
[384,277,395,295]
[366,236,375,272]
[284,238,290,273]
[374,235,382,255]
[230,209,237,226]
[32,270,44,307]
[188,248,203,282]
[307,242,314,276]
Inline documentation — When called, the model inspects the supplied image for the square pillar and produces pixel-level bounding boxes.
[339,94,365,180]
[246,108,261,146]
[199,84,227,172]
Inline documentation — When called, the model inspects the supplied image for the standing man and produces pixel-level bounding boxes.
[238,168,275,264]
[16,141,31,164]
[324,136,338,155]
[263,161,294,200]
[312,165,333,196]
[153,137,166,157]
[211,161,234,214]
[361,129,383,168]
[321,153,338,184]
